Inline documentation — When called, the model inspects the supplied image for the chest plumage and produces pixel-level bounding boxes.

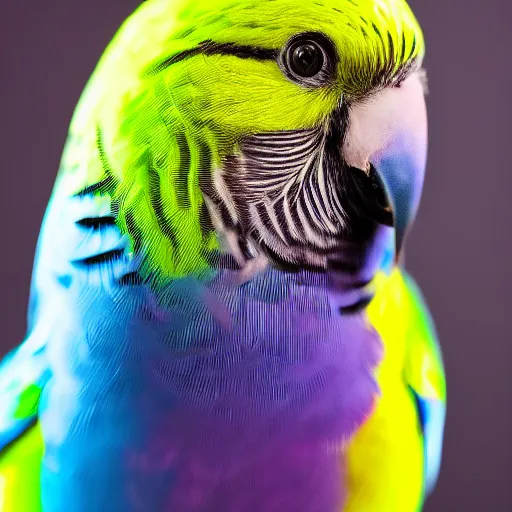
[34,188,380,511]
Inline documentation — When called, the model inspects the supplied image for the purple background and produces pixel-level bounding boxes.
[1,1,510,510]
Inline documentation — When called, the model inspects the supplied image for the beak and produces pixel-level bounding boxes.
[343,70,428,259]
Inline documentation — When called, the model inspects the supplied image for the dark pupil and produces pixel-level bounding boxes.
[291,43,323,77]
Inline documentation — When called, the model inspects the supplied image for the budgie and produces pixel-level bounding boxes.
[0,0,446,510]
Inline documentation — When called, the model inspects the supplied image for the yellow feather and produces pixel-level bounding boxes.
[0,425,43,512]
[344,269,425,512]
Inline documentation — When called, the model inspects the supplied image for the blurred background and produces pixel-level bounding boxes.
[0,1,510,510]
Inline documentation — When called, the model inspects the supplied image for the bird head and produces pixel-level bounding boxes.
[70,0,427,281]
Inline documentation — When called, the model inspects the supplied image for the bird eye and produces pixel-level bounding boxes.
[289,41,324,78]
[280,32,337,88]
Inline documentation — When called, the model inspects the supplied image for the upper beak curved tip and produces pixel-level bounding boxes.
[371,154,425,259]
